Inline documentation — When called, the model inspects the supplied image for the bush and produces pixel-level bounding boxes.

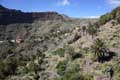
[57,63,93,80]
[64,45,82,60]
[87,22,98,37]
[16,50,45,75]
[0,58,17,79]
[0,41,16,59]
[56,60,68,76]
[59,74,93,80]
[52,48,65,57]
[25,61,40,73]
[64,45,75,59]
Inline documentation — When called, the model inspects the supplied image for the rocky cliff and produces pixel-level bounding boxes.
[0,5,65,25]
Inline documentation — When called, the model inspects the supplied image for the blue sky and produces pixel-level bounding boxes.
[0,0,120,18]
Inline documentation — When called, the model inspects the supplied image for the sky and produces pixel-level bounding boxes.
[0,0,120,18]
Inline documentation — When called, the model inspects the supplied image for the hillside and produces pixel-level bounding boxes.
[0,5,120,80]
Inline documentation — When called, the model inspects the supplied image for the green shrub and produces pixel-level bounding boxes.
[56,60,68,76]
[64,45,82,60]
[52,48,65,57]
[87,22,98,37]
[64,45,75,58]
[60,73,93,80]
[0,58,17,79]
[57,63,93,80]
[0,41,16,59]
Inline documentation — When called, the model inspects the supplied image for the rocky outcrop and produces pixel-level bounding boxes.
[0,5,65,25]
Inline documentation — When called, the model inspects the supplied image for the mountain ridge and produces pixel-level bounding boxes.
[0,5,67,25]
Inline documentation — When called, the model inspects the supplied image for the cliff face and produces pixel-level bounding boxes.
[0,5,64,24]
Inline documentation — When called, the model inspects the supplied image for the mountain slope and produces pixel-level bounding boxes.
[3,4,120,80]
[0,5,66,25]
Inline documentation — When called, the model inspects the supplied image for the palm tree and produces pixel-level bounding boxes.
[91,38,106,62]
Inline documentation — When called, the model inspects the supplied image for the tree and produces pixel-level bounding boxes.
[91,38,106,62]
[82,26,86,35]
[87,22,98,38]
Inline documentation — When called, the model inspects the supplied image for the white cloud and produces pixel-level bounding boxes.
[85,16,100,18]
[108,0,120,6]
[58,0,70,6]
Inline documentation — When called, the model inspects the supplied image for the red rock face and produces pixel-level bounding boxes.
[0,5,64,25]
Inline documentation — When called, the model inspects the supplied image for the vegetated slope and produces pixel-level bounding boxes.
[93,14,120,80]
[98,6,120,25]
[3,4,120,80]
[97,6,120,48]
